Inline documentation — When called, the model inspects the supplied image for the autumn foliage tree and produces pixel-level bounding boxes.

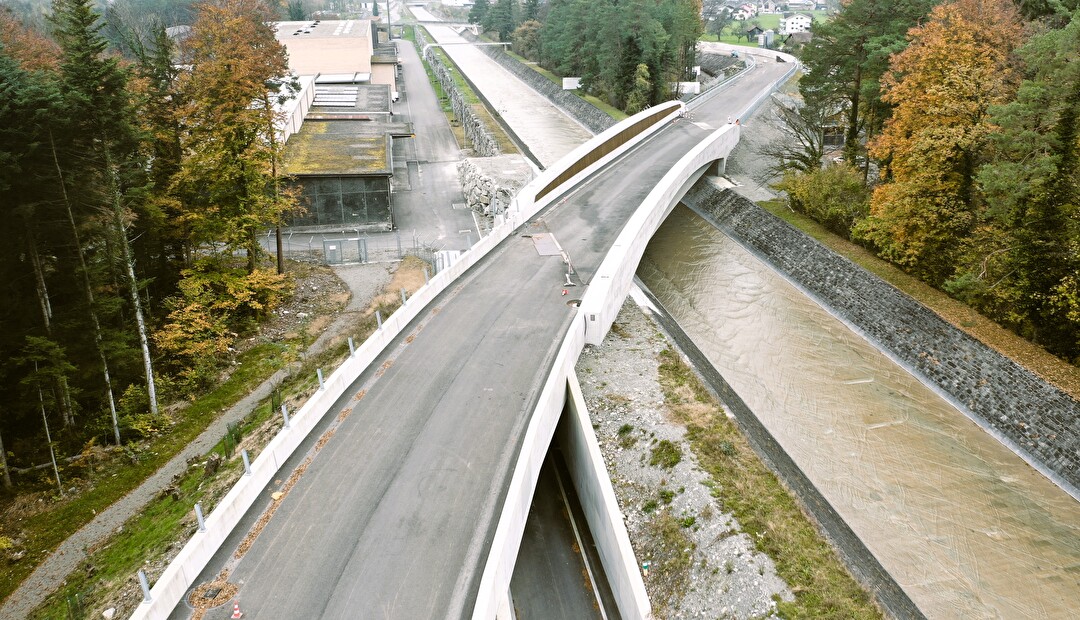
[855,0,1024,285]
[156,0,294,385]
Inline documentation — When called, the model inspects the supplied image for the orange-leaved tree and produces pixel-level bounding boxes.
[174,0,294,274]
[855,0,1024,285]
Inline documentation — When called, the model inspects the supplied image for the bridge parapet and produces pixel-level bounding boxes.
[579,123,740,345]
[474,120,740,619]
[507,101,684,226]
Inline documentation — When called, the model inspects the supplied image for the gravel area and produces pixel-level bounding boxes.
[577,297,792,619]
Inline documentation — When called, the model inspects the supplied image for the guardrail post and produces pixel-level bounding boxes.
[376,310,383,329]
[242,449,251,476]
[281,404,291,429]
[348,337,355,356]
[317,368,325,390]
[194,503,206,532]
[401,288,407,304]
[138,570,152,603]
[423,266,429,284]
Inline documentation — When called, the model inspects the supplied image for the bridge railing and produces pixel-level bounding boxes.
[507,100,684,226]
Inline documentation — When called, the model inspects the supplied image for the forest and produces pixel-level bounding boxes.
[469,0,704,112]
[0,0,298,489]
[775,0,1080,362]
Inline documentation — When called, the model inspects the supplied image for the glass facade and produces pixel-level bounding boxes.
[289,176,392,230]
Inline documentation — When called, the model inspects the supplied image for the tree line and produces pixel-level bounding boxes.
[776,0,1080,362]
[469,0,703,113]
[0,0,297,488]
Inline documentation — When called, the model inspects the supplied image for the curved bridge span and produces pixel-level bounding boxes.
[134,42,795,620]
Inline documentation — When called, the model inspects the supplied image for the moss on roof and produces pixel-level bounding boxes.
[283,123,392,176]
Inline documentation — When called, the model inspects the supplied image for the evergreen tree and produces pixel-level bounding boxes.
[799,0,936,163]
[522,0,539,21]
[469,0,491,25]
[964,11,1080,356]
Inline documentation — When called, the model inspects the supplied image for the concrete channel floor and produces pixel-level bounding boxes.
[411,6,594,168]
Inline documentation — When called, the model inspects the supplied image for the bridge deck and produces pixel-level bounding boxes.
[192,45,791,620]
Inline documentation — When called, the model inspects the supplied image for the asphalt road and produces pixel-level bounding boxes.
[510,450,616,619]
[391,38,479,252]
[188,44,790,620]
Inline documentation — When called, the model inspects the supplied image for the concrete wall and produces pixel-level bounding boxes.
[684,182,1080,498]
[578,125,739,345]
[507,101,683,226]
[416,27,502,156]
[371,62,397,93]
[561,372,652,618]
[277,75,315,144]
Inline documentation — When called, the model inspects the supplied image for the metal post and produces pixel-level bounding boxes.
[423,266,429,284]
[138,570,152,603]
[281,404,291,429]
[376,310,383,329]
[317,368,325,390]
[195,503,206,532]
[242,449,251,476]
[348,337,356,356]
[400,288,407,304]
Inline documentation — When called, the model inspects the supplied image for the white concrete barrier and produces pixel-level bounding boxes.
[579,124,740,345]
[562,371,651,618]
[131,101,681,620]
[509,100,684,225]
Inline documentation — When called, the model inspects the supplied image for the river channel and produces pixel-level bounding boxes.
[637,205,1080,619]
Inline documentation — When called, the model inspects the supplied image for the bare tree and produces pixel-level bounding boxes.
[759,94,830,179]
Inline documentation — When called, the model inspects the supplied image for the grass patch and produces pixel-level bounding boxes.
[757,199,1080,400]
[640,510,696,609]
[649,440,683,469]
[657,348,883,619]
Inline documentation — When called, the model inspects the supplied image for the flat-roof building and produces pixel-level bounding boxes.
[275,20,407,233]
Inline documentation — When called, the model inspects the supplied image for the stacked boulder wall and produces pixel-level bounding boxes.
[681,181,1080,495]
[458,155,534,217]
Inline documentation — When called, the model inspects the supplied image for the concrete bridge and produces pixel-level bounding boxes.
[132,42,796,620]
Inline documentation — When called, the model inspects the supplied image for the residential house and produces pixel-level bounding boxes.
[779,12,812,34]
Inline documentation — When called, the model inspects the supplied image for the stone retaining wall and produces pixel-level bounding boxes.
[458,156,533,217]
[465,37,616,135]
[683,182,1080,495]
[415,28,501,156]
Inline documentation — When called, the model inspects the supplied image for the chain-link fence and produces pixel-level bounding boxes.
[259,229,446,267]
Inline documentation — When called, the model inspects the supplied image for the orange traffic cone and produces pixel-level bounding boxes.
[231,600,243,619]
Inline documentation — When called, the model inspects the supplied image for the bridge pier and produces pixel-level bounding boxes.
[706,157,726,176]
